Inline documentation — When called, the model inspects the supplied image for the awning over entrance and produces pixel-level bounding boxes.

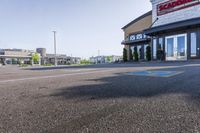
[121,38,151,45]
[144,17,200,36]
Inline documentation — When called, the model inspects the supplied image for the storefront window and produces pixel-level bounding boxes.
[191,32,197,57]
[137,45,142,59]
[158,38,164,60]
[130,46,134,53]
[158,38,164,50]
[153,39,157,59]
[177,36,185,56]
[144,45,148,60]
[166,38,174,57]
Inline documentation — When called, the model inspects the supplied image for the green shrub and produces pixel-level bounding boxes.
[129,49,133,61]
[146,46,151,61]
[123,48,128,62]
[42,64,52,66]
[32,53,40,64]
[80,59,90,65]
[133,47,139,61]
[106,56,112,62]
[157,44,164,60]
[19,64,29,67]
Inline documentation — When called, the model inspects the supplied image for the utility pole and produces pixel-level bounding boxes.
[97,50,100,64]
[98,50,100,56]
[53,31,57,66]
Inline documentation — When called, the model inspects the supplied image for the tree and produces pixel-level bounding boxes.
[18,59,23,65]
[133,47,139,61]
[80,59,90,65]
[32,53,40,64]
[129,49,133,61]
[106,56,112,62]
[123,48,128,62]
[157,44,161,60]
[146,46,151,61]
[157,44,164,61]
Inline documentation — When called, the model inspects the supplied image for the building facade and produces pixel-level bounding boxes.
[122,11,152,61]
[36,48,81,65]
[90,56,107,64]
[90,55,122,64]
[122,0,200,61]
[44,54,80,65]
[0,49,35,65]
[0,48,81,66]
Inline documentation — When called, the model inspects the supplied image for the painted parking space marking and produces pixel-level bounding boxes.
[127,71,183,77]
[61,69,98,72]
[0,69,114,84]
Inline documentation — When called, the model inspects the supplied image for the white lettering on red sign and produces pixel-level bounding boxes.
[157,0,200,16]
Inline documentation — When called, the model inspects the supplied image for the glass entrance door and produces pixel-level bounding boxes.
[165,34,187,61]
[177,34,187,60]
[166,37,175,60]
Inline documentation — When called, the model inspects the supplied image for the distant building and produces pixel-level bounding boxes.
[44,54,80,65]
[0,47,81,66]
[0,49,36,65]
[70,57,81,64]
[90,55,122,64]
[106,55,122,63]
[36,48,46,65]
[90,56,106,64]
[36,48,81,65]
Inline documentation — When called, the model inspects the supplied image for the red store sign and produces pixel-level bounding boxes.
[157,0,200,16]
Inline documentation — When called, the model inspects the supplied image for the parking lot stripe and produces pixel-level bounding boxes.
[0,69,113,84]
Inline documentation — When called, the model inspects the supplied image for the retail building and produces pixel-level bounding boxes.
[122,0,200,61]
[36,48,81,65]
[122,11,152,61]
[89,55,122,64]
[0,49,36,65]
[0,48,81,66]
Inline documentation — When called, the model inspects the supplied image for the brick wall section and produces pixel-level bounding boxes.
[151,0,200,27]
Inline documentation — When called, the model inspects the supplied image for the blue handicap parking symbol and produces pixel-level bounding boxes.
[127,71,183,77]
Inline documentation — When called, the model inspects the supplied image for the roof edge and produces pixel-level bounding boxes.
[121,10,152,30]
[144,16,200,35]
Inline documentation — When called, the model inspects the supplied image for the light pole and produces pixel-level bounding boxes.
[52,31,57,66]
[98,50,100,56]
[97,50,100,64]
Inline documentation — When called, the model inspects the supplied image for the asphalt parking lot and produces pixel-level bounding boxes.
[0,61,200,133]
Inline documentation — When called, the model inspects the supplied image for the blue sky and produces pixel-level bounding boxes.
[0,0,151,58]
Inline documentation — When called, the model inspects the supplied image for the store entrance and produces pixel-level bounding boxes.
[165,34,187,61]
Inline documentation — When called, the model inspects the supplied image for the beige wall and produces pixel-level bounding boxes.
[4,51,31,56]
[123,14,152,61]
[123,15,152,40]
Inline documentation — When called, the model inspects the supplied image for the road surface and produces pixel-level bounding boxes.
[0,62,200,133]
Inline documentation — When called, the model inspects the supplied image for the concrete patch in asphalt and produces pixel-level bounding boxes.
[127,71,183,78]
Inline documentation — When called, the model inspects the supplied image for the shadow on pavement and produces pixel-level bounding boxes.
[50,64,200,103]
